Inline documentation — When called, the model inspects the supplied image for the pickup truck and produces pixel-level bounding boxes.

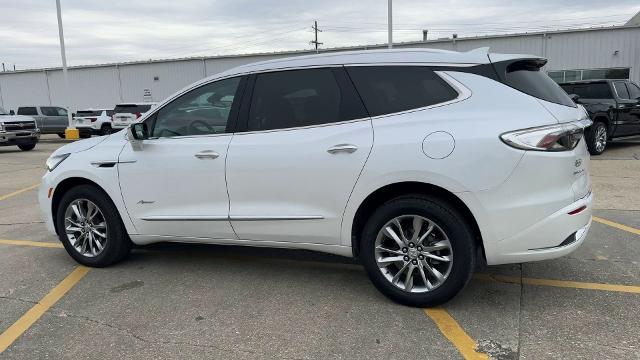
[560,79,640,155]
[0,106,41,151]
[16,106,70,138]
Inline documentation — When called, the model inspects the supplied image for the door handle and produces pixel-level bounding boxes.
[194,150,220,159]
[327,144,358,154]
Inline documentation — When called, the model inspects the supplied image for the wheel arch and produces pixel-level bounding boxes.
[349,181,483,258]
[51,177,113,235]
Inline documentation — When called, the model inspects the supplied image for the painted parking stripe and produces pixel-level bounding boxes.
[0,266,90,353]
[0,239,63,249]
[475,273,640,294]
[0,184,39,201]
[424,307,488,360]
[592,216,640,236]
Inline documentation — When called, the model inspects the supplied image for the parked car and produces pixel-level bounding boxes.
[17,106,69,137]
[73,109,115,137]
[0,106,40,150]
[111,103,157,130]
[560,79,640,155]
[39,49,593,307]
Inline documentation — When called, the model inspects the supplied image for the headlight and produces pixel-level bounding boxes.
[46,153,70,171]
[500,119,592,152]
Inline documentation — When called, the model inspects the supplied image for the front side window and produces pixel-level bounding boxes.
[41,107,57,116]
[628,83,640,99]
[56,107,68,116]
[346,66,458,117]
[247,68,366,131]
[18,107,38,116]
[151,76,241,138]
[613,81,630,99]
[568,83,612,99]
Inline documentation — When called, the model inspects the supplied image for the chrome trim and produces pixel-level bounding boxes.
[194,150,220,159]
[140,215,324,221]
[327,144,358,154]
[230,215,324,221]
[141,215,229,221]
[91,159,137,167]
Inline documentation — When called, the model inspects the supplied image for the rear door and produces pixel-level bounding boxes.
[625,82,640,135]
[226,67,373,245]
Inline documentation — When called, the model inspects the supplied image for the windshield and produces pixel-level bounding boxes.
[0,107,8,115]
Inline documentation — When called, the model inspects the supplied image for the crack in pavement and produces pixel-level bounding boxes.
[0,295,39,306]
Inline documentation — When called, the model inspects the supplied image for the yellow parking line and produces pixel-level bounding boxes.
[424,307,488,360]
[0,184,39,201]
[475,273,640,294]
[0,239,63,249]
[0,266,90,353]
[592,216,640,236]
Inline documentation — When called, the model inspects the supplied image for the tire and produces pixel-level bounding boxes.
[585,121,607,155]
[80,132,91,139]
[57,133,66,139]
[360,195,476,307]
[56,184,131,267]
[100,124,113,136]
[18,143,36,151]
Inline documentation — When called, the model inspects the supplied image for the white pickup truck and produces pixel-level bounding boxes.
[0,106,40,151]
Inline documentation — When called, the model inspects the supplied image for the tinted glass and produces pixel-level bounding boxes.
[503,60,575,107]
[151,77,240,138]
[613,81,630,99]
[76,110,103,117]
[41,107,57,116]
[565,83,611,99]
[17,107,37,115]
[57,107,68,116]
[114,104,152,114]
[628,83,640,99]
[106,110,114,116]
[346,66,458,117]
[248,68,366,131]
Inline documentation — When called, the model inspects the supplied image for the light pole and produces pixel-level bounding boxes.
[388,0,393,49]
[55,0,78,139]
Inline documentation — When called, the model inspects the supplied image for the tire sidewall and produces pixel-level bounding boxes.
[586,122,606,155]
[18,143,36,151]
[56,184,129,267]
[100,125,112,136]
[360,196,475,307]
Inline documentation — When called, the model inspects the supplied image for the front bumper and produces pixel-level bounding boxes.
[39,175,57,235]
[0,130,40,146]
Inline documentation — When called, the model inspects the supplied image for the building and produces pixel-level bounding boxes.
[1,13,639,112]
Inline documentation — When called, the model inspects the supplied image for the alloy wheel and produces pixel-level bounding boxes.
[64,199,108,257]
[595,125,607,153]
[374,215,453,293]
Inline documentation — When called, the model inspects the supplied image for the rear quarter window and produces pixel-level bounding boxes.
[346,66,459,117]
[499,60,576,107]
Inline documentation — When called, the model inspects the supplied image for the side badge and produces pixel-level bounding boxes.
[137,200,155,205]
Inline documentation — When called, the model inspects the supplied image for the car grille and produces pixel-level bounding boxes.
[4,122,36,131]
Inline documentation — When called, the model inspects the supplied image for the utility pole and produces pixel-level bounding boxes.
[56,0,78,139]
[310,20,323,52]
[388,0,393,48]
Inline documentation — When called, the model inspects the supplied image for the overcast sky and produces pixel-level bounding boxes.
[1,0,639,70]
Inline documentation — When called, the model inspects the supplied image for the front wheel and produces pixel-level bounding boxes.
[18,143,36,151]
[360,195,476,307]
[56,184,131,267]
[585,121,607,155]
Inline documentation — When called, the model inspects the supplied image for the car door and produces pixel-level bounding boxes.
[226,67,373,245]
[117,75,246,239]
[54,107,70,132]
[612,81,636,136]
[626,82,640,135]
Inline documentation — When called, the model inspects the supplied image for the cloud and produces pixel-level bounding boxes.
[1,0,638,69]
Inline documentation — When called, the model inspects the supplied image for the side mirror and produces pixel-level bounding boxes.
[9,110,14,115]
[569,94,580,103]
[128,122,149,141]
[72,113,76,118]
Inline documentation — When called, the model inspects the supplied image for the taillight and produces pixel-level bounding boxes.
[135,112,142,119]
[500,119,592,152]
[88,117,97,123]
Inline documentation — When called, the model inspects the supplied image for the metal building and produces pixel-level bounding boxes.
[1,17,639,112]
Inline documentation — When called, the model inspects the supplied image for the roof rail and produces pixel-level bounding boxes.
[466,47,490,55]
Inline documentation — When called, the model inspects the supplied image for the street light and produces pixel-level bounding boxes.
[388,0,393,49]
[55,0,78,140]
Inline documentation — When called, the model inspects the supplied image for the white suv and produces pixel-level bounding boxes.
[73,109,115,137]
[111,103,157,130]
[39,49,592,306]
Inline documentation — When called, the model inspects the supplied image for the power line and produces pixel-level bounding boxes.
[310,20,323,52]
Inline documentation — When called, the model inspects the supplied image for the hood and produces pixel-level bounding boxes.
[50,135,109,157]
[0,115,35,123]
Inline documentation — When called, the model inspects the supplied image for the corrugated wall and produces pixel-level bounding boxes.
[1,27,638,112]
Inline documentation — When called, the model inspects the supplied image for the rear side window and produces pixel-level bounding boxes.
[501,60,575,107]
[346,66,458,117]
[76,110,102,117]
[114,104,152,114]
[17,107,37,115]
[613,81,630,99]
[247,68,367,131]
[563,83,612,99]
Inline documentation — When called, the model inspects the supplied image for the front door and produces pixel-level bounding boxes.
[226,67,373,245]
[117,76,245,239]
[612,81,637,136]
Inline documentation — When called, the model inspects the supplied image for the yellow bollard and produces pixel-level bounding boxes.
[64,128,79,140]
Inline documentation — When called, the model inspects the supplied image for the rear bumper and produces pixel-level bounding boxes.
[0,130,40,146]
[483,191,592,265]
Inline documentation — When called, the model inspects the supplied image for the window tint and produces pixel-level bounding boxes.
[151,77,240,138]
[502,60,575,107]
[613,81,630,99]
[565,83,612,99]
[17,107,38,116]
[628,83,640,99]
[247,68,366,131]
[106,110,114,116]
[114,104,152,114]
[76,110,103,117]
[41,106,67,116]
[346,66,458,117]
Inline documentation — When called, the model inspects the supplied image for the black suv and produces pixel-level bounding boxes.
[560,79,640,155]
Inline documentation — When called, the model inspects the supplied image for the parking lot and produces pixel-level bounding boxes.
[0,135,639,359]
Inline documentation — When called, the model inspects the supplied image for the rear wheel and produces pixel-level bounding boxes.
[57,133,65,139]
[100,124,113,136]
[18,143,36,151]
[585,121,607,155]
[360,195,475,307]
[56,184,131,267]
